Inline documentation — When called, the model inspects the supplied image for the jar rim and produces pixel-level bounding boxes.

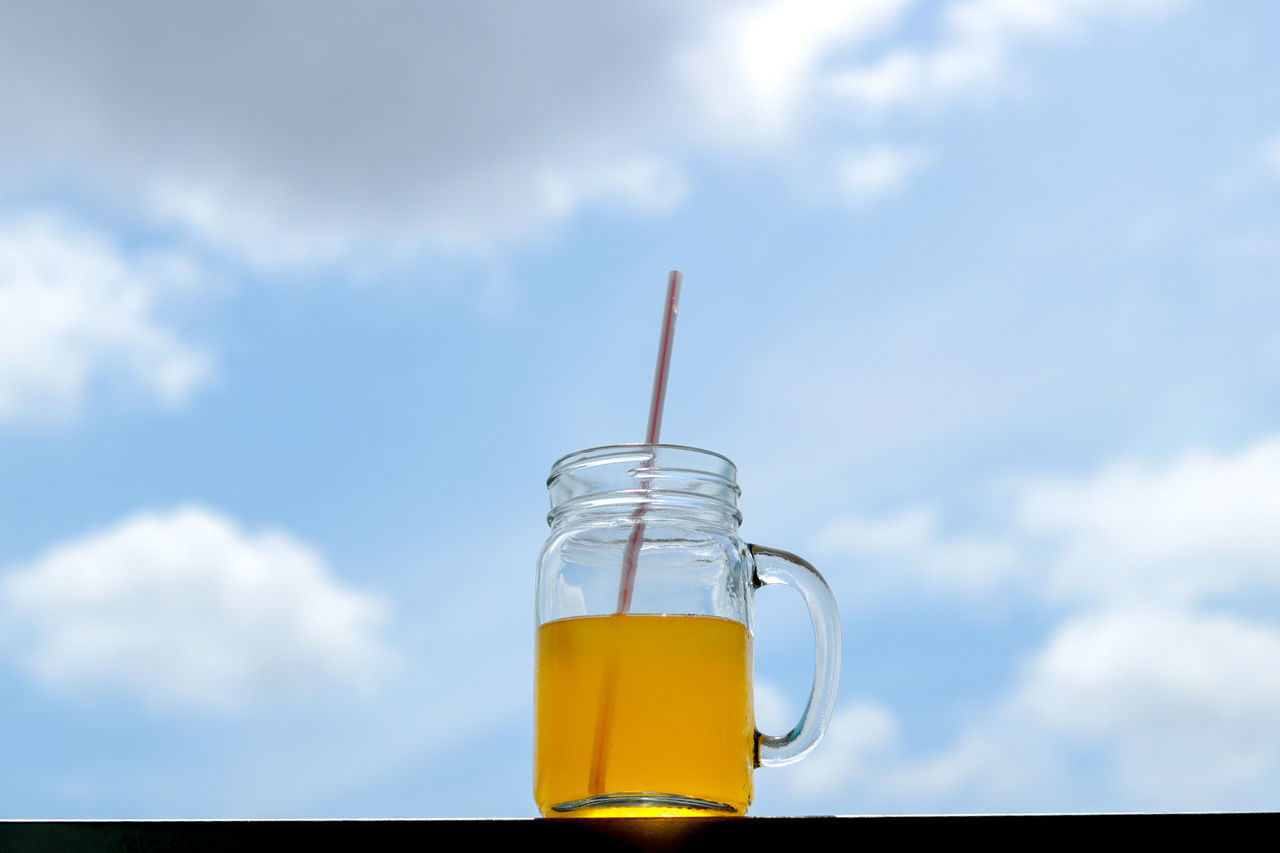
[547,444,742,528]
[549,443,736,473]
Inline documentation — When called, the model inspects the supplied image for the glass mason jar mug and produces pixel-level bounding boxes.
[534,445,841,817]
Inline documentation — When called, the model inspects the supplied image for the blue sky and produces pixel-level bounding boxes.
[1,0,1280,817]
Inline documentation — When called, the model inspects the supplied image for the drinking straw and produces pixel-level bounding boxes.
[588,269,682,796]
[615,269,682,614]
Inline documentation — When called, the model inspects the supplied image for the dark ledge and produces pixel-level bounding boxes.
[1,814,1275,851]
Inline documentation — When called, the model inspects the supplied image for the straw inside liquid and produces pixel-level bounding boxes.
[587,270,682,797]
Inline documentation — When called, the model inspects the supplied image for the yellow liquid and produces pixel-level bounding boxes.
[534,614,754,817]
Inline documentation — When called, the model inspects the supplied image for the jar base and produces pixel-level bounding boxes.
[544,792,742,818]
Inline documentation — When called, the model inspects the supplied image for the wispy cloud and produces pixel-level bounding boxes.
[826,0,1184,112]
[0,212,211,425]
[819,435,1280,607]
[836,145,932,204]
[1264,131,1280,177]
[785,701,902,796]
[817,505,1017,595]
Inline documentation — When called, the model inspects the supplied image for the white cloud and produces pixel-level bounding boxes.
[836,145,932,204]
[901,606,1280,808]
[826,0,1183,112]
[0,212,211,425]
[1019,436,1280,605]
[792,434,1280,811]
[819,435,1280,606]
[786,609,1280,812]
[1017,607,1280,746]
[0,505,392,712]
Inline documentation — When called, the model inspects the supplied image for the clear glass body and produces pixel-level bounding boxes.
[534,445,841,818]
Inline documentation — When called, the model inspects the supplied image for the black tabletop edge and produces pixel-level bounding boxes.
[1,813,1276,851]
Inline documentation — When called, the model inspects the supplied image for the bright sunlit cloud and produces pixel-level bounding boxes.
[680,0,917,139]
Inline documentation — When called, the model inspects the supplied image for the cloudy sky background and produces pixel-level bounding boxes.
[2,0,1279,816]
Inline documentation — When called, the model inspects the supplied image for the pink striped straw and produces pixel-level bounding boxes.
[588,270,682,797]
[615,269,682,614]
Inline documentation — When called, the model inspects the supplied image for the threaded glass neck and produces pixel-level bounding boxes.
[546,444,742,530]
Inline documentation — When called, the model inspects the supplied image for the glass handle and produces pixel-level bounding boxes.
[750,544,842,767]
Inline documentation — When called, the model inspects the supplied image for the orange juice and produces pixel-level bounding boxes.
[534,614,754,817]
